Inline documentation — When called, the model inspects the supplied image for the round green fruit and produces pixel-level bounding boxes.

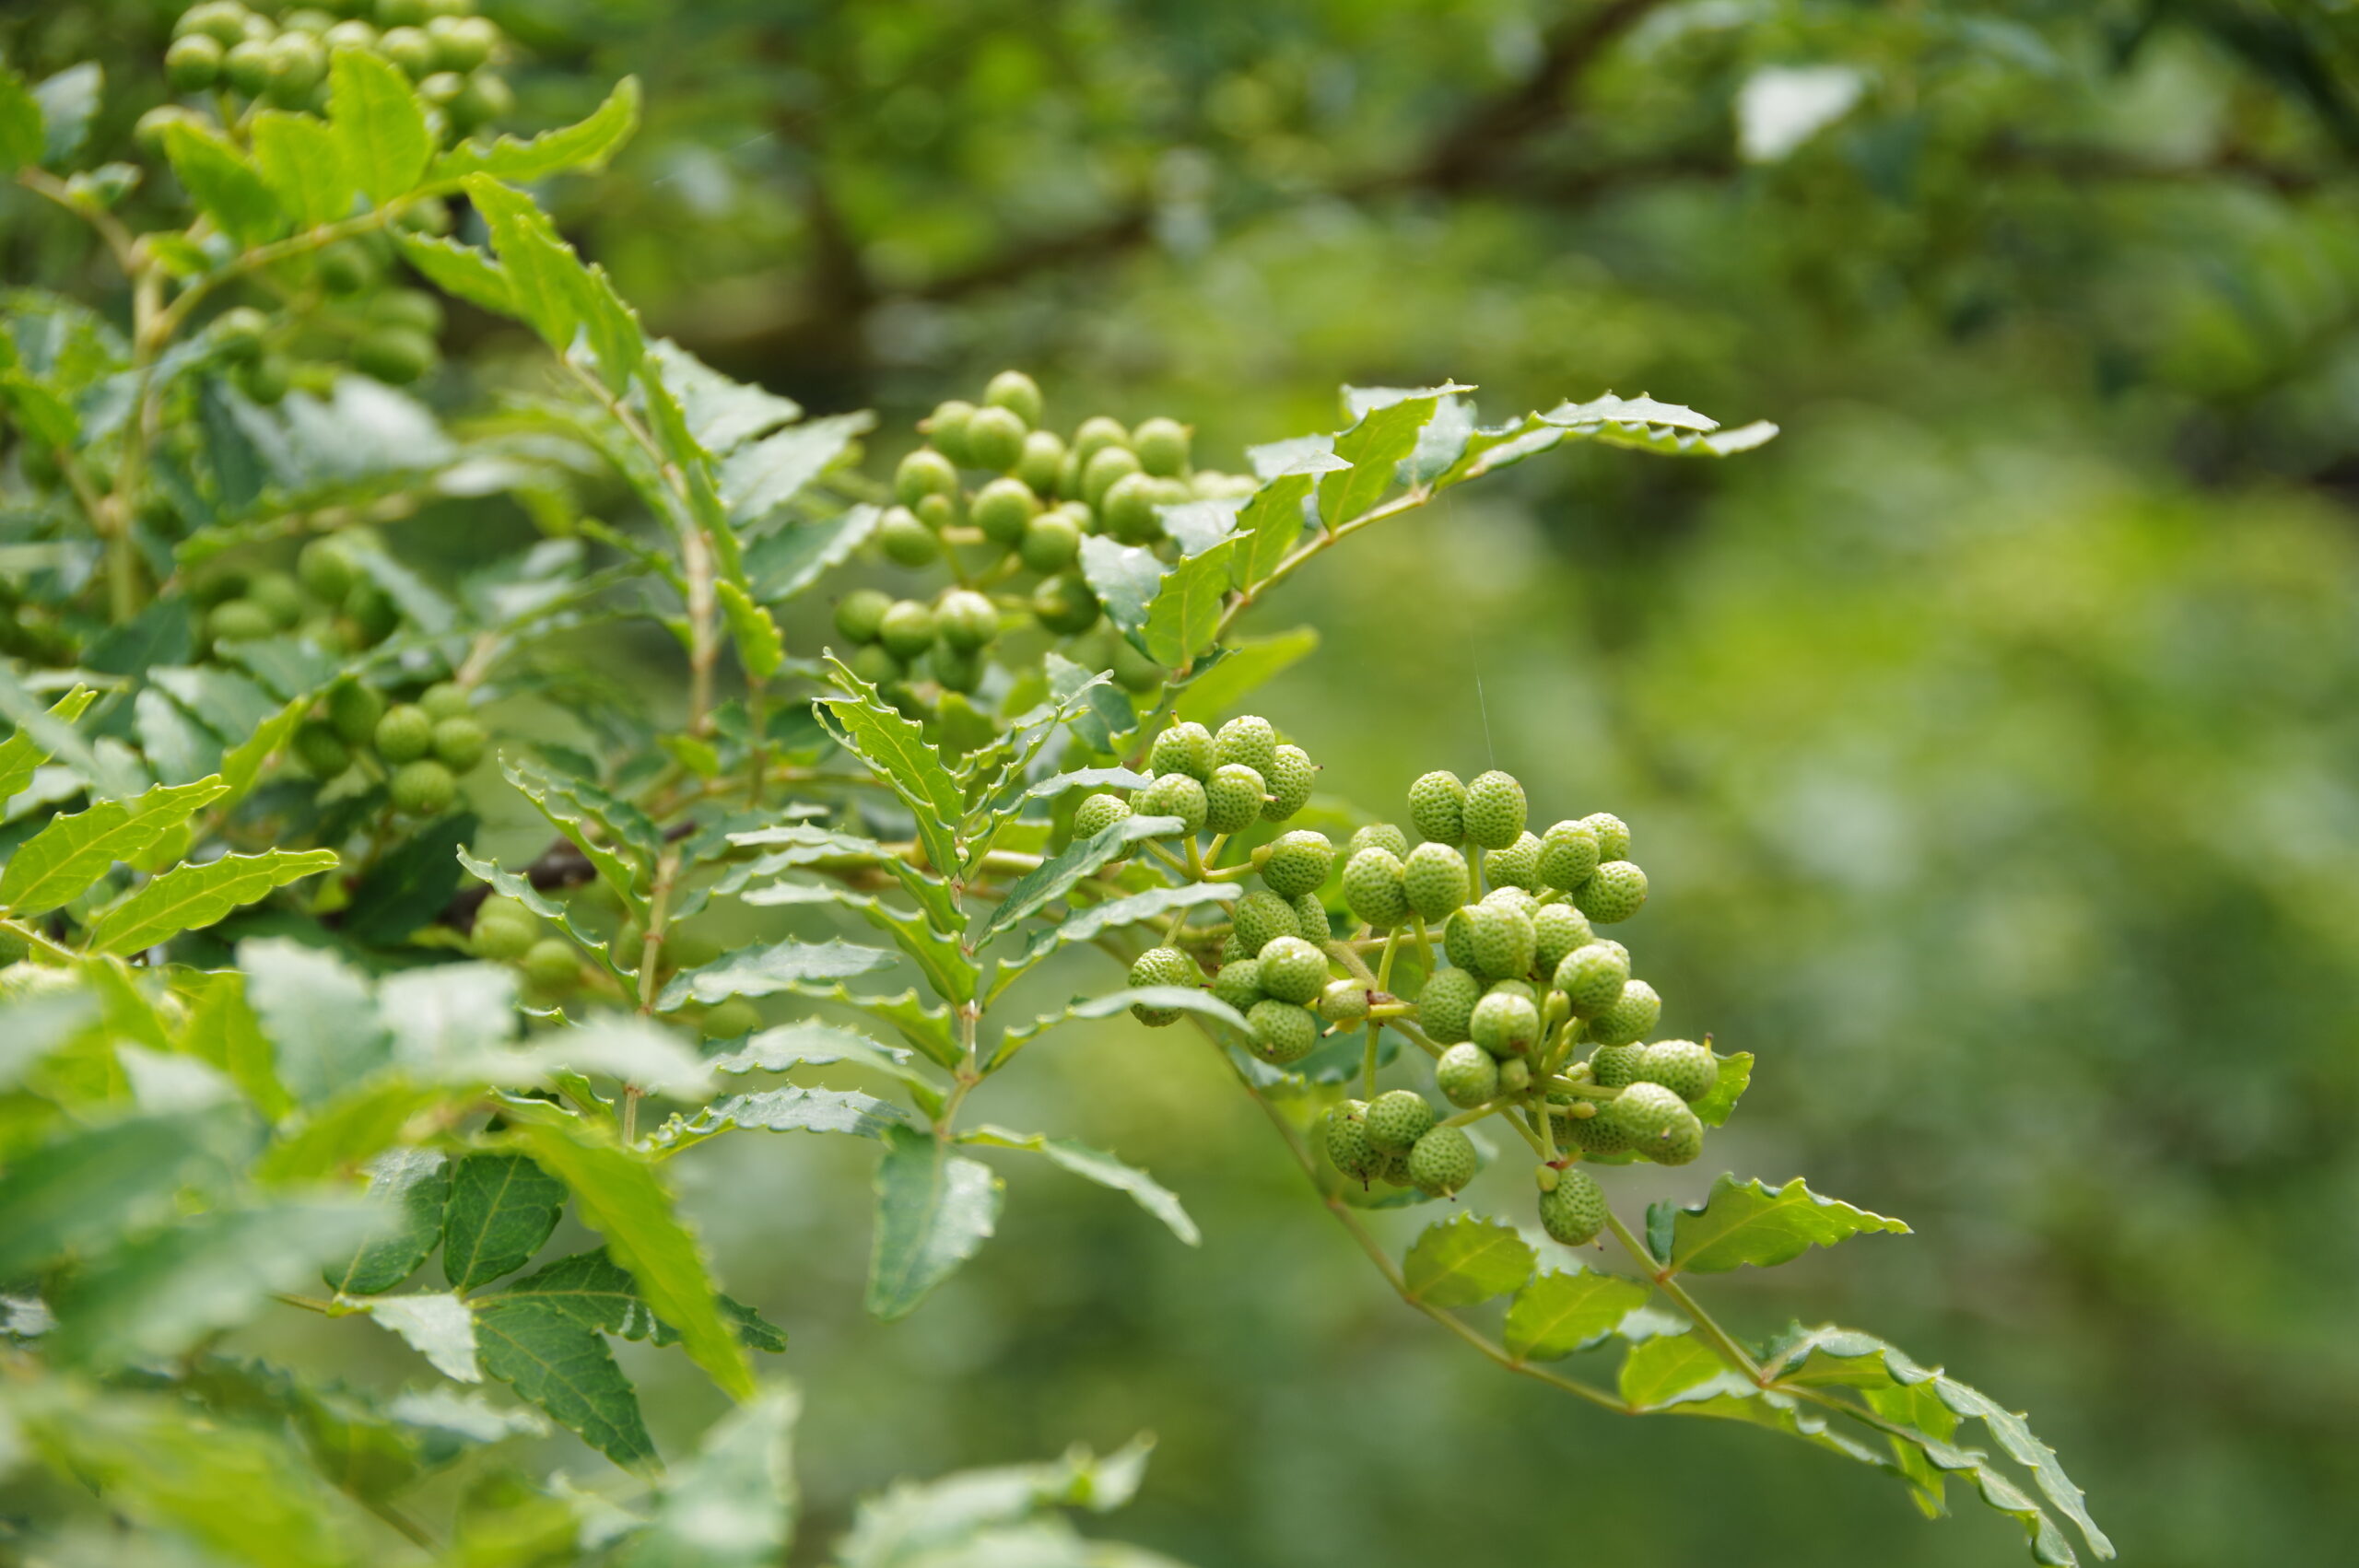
[1212,715,1277,778]
[1261,830,1334,898]
[1203,763,1265,837]
[1132,415,1191,478]
[1586,978,1661,1047]
[1574,860,1649,925]
[1436,1041,1500,1108]
[1081,444,1143,510]
[471,911,536,961]
[167,33,224,90]
[970,476,1038,547]
[1349,823,1411,860]
[1126,945,1198,1026]
[292,720,351,778]
[1019,509,1081,572]
[1247,999,1318,1064]
[1074,792,1131,838]
[1536,820,1602,891]
[1212,958,1264,1013]
[1262,743,1315,820]
[1148,721,1214,782]
[1415,966,1482,1045]
[1462,769,1527,849]
[877,508,939,566]
[1365,1089,1437,1154]
[208,599,275,643]
[1532,904,1594,973]
[521,936,581,990]
[1137,772,1208,836]
[327,680,384,745]
[1291,892,1328,941]
[1015,429,1065,494]
[1580,812,1632,862]
[981,369,1043,427]
[420,681,470,721]
[1588,1041,1645,1089]
[1470,989,1541,1057]
[877,600,935,661]
[1317,979,1368,1023]
[390,758,457,815]
[1408,770,1467,844]
[431,716,487,772]
[374,703,434,763]
[965,404,1027,472]
[1539,1168,1608,1245]
[1553,942,1630,1017]
[934,589,1001,651]
[1254,934,1327,1005]
[895,447,959,507]
[1230,889,1299,954]
[297,536,357,602]
[834,587,892,645]
[353,326,436,385]
[1071,415,1129,466]
[1032,572,1101,634]
[1326,1101,1380,1181]
[1408,1124,1479,1196]
[1099,472,1162,544]
[1341,847,1409,929]
[849,643,902,688]
[1637,1039,1717,1103]
[1486,830,1542,890]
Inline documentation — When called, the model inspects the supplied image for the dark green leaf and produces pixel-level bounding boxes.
[441,1153,568,1291]
[1402,1213,1535,1308]
[474,1296,655,1470]
[359,1291,478,1382]
[966,813,1185,948]
[866,1125,1003,1321]
[1078,535,1166,638]
[816,655,964,874]
[340,812,477,945]
[326,1148,449,1296]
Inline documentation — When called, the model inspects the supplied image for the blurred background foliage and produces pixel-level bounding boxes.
[9,1,2359,1563]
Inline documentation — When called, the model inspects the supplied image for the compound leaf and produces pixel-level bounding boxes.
[866,1126,1003,1322]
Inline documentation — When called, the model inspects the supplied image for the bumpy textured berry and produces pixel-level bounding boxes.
[1436,1042,1501,1108]
[1248,999,1319,1064]
[1470,989,1542,1057]
[935,589,1001,651]
[1231,890,1299,954]
[1032,572,1100,635]
[1127,945,1199,1026]
[1539,1168,1610,1245]
[1587,978,1661,1047]
[1532,904,1593,973]
[418,683,470,722]
[1462,770,1527,849]
[1292,892,1330,942]
[1318,979,1369,1023]
[1535,820,1602,891]
[966,404,1027,472]
[1580,812,1632,862]
[1416,967,1483,1046]
[1408,1125,1479,1196]
[1326,1101,1381,1181]
[1341,848,1409,929]
[1149,721,1214,782]
[1262,830,1335,898]
[1203,764,1266,837]
[1138,773,1208,836]
[293,720,350,778]
[1590,1042,1646,1088]
[522,937,581,990]
[1349,823,1410,860]
[1074,793,1131,838]
[1213,715,1278,778]
[1574,860,1649,925]
[326,681,383,746]
[1563,1098,1634,1155]
[1408,770,1467,844]
[834,588,892,645]
[1366,1089,1438,1153]
[1211,958,1264,1012]
[1461,902,1536,982]
[1487,831,1542,889]
[1480,885,1539,920]
[1255,935,1328,1005]
[1262,744,1316,820]
[1553,942,1630,1017]
[1637,1039,1717,1103]
[850,643,903,688]
[374,704,433,764]
[1441,907,1480,971]
[1598,1082,1693,1159]
[207,600,272,642]
[1402,842,1471,923]
[431,717,487,773]
[1649,1108,1705,1165]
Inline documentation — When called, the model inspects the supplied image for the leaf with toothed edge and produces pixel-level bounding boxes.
[958,1125,1199,1246]
[816,655,964,875]
[995,882,1240,995]
[1402,1213,1534,1308]
[1665,1175,1909,1275]
[965,813,1184,949]
[987,986,1250,1071]
[866,1126,1003,1322]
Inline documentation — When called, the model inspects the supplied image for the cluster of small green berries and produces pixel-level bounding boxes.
[1323,1092,1482,1199]
[288,670,489,816]
[157,0,511,140]
[205,279,444,406]
[195,529,405,651]
[468,895,585,999]
[830,583,1007,756]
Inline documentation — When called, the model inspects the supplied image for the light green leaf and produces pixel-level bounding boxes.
[1402,1212,1535,1308]
[31,64,100,165]
[716,579,784,681]
[1140,538,1237,668]
[160,120,284,246]
[659,937,898,1011]
[0,685,96,802]
[836,1437,1154,1568]
[457,848,624,980]
[467,175,642,392]
[712,1020,928,1085]
[0,775,225,917]
[362,1291,479,1382]
[960,1126,1198,1246]
[966,813,1185,948]
[1616,1332,1726,1409]
[83,848,337,956]
[1503,1266,1652,1362]
[433,76,642,182]
[745,504,882,601]
[1317,384,1468,525]
[0,66,41,174]
[866,1125,1003,1322]
[647,1085,908,1154]
[1234,470,1320,589]
[1002,881,1238,983]
[49,1199,375,1366]
[1693,1049,1753,1127]
[255,1075,452,1188]
[541,1013,713,1099]
[1078,536,1166,638]
[247,110,352,229]
[722,413,874,528]
[1666,1174,1910,1275]
[441,1153,568,1291]
[177,968,289,1117]
[235,937,388,1104]
[1018,766,1153,802]
[816,656,965,875]
[393,232,515,314]
[502,758,645,912]
[990,985,1250,1070]
[509,1116,757,1401]
[1170,627,1319,726]
[761,982,962,1070]
[0,1106,250,1280]
[646,338,800,454]
[324,1147,449,1295]
[330,48,428,205]
[615,1384,800,1568]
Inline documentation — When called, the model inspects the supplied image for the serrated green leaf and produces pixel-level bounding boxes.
[361,1291,479,1382]
[659,937,898,1011]
[502,758,646,912]
[1503,1266,1652,1362]
[1170,627,1319,726]
[178,968,289,1117]
[1140,539,1237,668]
[835,1437,1154,1568]
[866,1125,1003,1322]
[0,668,139,802]
[160,121,283,246]
[716,579,785,681]
[467,176,642,392]
[966,814,1184,948]
[712,1020,927,1083]
[508,1117,757,1401]
[236,937,390,1105]
[0,1106,251,1279]
[615,1384,799,1568]
[960,1126,1199,1246]
[1234,466,1323,589]
[989,984,1250,1070]
[394,231,515,314]
[745,503,882,601]
[324,1148,449,1295]
[254,1075,452,1187]
[0,775,225,917]
[816,656,965,873]
[0,685,96,802]
[742,883,976,1003]
[1693,1049,1753,1127]
[474,1293,655,1469]
[441,1153,568,1291]
[539,1013,712,1099]
[49,1199,375,1366]
[1078,536,1166,638]
[1616,1331,1725,1408]
[722,413,874,529]
[432,76,641,182]
[647,338,801,455]
[1667,1174,1910,1275]
[330,48,428,205]
[247,110,352,229]
[1317,384,1467,524]
[456,848,626,982]
[1000,881,1238,986]
[1402,1212,1534,1308]
[647,1085,908,1154]
[83,848,337,955]
[761,981,962,1070]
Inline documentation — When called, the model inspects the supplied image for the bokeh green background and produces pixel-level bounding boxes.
[15,0,2359,1562]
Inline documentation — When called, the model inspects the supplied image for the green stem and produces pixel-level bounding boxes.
[1603,1209,1764,1385]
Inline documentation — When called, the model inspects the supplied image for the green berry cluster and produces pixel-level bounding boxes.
[288,670,489,816]
[1323,1090,1481,1198]
[157,0,511,141]
[193,529,414,653]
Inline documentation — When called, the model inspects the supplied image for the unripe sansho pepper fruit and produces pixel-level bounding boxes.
[1470,989,1541,1057]
[1553,942,1629,1016]
[1150,721,1214,781]
[1462,769,1527,849]
[1350,823,1410,860]
[1231,889,1300,954]
[1409,770,1468,844]
[1536,819,1602,890]
[1213,715,1278,778]
[1262,743,1317,820]
[1212,959,1265,1012]
[1587,977,1661,1047]
[1074,793,1131,838]
[1416,966,1483,1046]
[1366,1089,1438,1153]
[1580,812,1632,862]
[1487,830,1543,889]
[1575,860,1649,925]
[1291,892,1328,940]
[392,758,454,814]
[1540,1168,1609,1245]
[1408,1124,1479,1196]
[1342,847,1409,928]
[1139,773,1208,835]
[375,704,434,764]
[1127,945,1199,1026]
[1248,999,1319,1064]
[1262,830,1335,898]
[1402,842,1471,922]
[1255,935,1328,1005]
[835,588,892,644]
[1532,903,1594,972]
[982,369,1044,427]
[1203,764,1265,837]
[1589,1041,1645,1088]
[1637,1039,1717,1103]
[1436,1042,1500,1107]
[1326,1101,1381,1181]
[1318,979,1368,1023]
[966,404,1028,472]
